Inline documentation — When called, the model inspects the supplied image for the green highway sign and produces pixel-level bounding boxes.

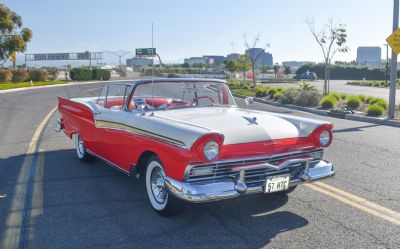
[136,48,156,57]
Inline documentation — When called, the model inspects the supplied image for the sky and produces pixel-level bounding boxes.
[2,0,395,64]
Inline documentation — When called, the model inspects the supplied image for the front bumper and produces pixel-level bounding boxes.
[165,160,334,203]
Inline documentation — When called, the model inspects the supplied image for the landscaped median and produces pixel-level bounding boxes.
[229,80,400,127]
[0,67,112,91]
[347,79,400,88]
[0,80,67,90]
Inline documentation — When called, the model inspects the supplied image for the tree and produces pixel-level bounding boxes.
[273,63,280,78]
[236,53,251,84]
[307,19,348,95]
[260,65,269,74]
[244,34,269,87]
[224,60,237,80]
[284,65,291,76]
[0,4,32,68]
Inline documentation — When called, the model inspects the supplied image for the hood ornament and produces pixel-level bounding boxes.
[243,116,258,125]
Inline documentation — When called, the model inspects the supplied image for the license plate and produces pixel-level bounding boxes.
[264,175,290,193]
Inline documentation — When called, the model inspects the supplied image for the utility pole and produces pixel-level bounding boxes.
[389,0,399,119]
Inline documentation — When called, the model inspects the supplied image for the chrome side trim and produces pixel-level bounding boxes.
[165,160,335,203]
[95,120,187,149]
[86,149,130,175]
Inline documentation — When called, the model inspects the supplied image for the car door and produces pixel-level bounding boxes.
[93,84,133,172]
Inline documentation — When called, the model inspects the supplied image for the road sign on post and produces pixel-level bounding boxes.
[386,28,400,54]
[136,48,156,57]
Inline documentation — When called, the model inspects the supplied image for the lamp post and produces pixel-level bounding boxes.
[384,44,389,84]
[104,51,132,68]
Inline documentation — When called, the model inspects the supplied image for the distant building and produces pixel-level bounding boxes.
[282,61,314,69]
[126,57,152,67]
[227,53,240,61]
[356,47,382,68]
[245,48,273,67]
[184,57,212,66]
[203,55,226,64]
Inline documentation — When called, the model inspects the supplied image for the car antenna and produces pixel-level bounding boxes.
[150,21,155,116]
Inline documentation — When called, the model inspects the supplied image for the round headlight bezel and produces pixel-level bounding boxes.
[319,130,332,147]
[203,140,220,161]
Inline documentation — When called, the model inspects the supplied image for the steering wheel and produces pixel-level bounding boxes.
[191,96,214,105]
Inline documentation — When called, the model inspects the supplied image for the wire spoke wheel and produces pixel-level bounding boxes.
[150,167,167,204]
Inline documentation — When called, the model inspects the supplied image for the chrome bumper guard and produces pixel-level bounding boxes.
[165,159,335,203]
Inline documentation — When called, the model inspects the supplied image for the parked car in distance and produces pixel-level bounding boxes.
[56,78,334,216]
[293,72,318,81]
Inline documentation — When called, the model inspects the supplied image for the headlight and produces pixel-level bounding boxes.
[319,130,331,147]
[203,140,219,161]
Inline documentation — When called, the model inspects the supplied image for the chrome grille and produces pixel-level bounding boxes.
[186,149,322,187]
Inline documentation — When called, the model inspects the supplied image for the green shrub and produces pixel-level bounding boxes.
[369,98,388,110]
[92,69,111,80]
[366,96,375,104]
[229,82,241,89]
[373,82,381,87]
[320,96,337,109]
[294,90,320,107]
[0,69,12,82]
[69,68,92,81]
[274,92,284,100]
[327,93,340,101]
[29,69,48,81]
[346,96,362,109]
[241,84,251,90]
[366,104,384,116]
[357,94,367,102]
[279,88,298,104]
[12,69,29,82]
[276,87,283,92]
[255,87,268,97]
[267,88,277,98]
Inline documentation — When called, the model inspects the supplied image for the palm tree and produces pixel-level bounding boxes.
[297,81,317,92]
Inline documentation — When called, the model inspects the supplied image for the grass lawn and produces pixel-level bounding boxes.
[0,81,67,90]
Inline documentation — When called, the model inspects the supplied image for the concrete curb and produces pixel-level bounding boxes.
[232,93,400,128]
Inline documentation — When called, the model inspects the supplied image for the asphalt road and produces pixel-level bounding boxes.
[263,80,400,104]
[0,82,399,249]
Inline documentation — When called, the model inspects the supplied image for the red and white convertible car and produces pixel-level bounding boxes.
[56,78,334,216]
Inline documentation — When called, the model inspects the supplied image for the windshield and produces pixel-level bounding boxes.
[129,81,236,111]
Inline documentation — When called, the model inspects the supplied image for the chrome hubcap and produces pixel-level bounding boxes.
[150,167,167,204]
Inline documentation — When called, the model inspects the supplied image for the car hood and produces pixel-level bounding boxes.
[155,107,330,145]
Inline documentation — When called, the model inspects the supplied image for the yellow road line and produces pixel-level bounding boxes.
[305,183,400,225]
[0,194,6,199]
[1,107,57,249]
[314,181,400,219]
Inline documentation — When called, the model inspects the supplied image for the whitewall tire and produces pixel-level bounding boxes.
[145,155,185,216]
[74,134,94,162]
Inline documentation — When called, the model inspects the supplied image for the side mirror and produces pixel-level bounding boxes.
[245,97,254,109]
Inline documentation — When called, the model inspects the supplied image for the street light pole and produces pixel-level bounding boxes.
[384,44,389,84]
[389,0,399,119]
